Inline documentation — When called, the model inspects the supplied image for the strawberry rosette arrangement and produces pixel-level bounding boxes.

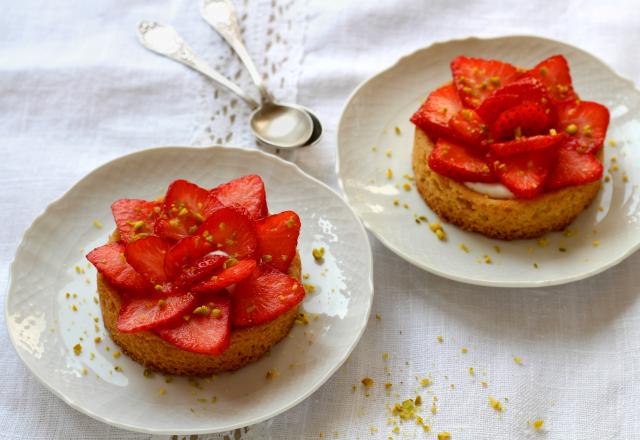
[87,175,304,356]
[411,54,610,198]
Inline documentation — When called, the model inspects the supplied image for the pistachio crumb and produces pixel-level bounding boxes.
[608,139,617,147]
[514,356,523,365]
[592,240,600,247]
[394,126,401,135]
[402,183,411,191]
[265,368,279,380]
[481,381,488,388]
[386,168,393,179]
[113,351,121,359]
[143,368,155,378]
[531,419,544,430]
[73,344,82,356]
[469,367,475,376]
[437,335,444,343]
[361,377,374,387]
[461,347,468,354]
[484,255,492,264]
[565,124,578,135]
[158,387,166,396]
[393,199,400,206]
[114,365,123,372]
[92,219,103,229]
[385,149,392,158]
[489,396,503,411]
[437,432,451,440]
[459,243,470,253]
[312,247,325,261]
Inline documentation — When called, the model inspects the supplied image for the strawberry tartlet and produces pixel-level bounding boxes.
[87,175,305,376]
[411,55,609,240]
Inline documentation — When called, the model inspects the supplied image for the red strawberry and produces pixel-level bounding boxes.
[255,211,301,272]
[192,259,257,293]
[231,264,305,327]
[489,147,557,198]
[154,180,212,240]
[410,83,462,140]
[111,199,160,243]
[164,206,257,279]
[86,243,150,293]
[490,101,550,141]
[448,109,488,148]
[174,253,228,287]
[428,138,497,183]
[450,56,519,108]
[556,101,610,154]
[546,144,603,190]
[155,293,231,355]
[489,133,567,157]
[116,290,197,333]
[124,236,170,285]
[211,175,268,221]
[477,77,551,124]
[522,55,578,104]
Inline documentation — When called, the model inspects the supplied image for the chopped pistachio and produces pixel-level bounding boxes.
[312,247,325,261]
[92,219,103,229]
[73,344,82,356]
[437,432,451,440]
[489,396,503,411]
[531,419,544,430]
[361,377,374,387]
[394,126,401,135]
[565,123,578,135]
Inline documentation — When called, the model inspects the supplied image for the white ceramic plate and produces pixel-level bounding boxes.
[5,146,373,434]
[338,35,640,288]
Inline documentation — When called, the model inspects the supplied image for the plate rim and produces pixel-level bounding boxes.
[5,145,374,434]
[336,33,640,288]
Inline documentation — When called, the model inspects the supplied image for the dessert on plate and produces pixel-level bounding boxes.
[410,54,609,240]
[87,175,305,376]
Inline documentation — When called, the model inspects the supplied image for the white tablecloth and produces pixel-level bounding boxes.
[2,0,640,438]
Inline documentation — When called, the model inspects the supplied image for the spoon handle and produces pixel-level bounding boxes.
[200,0,272,103]
[137,21,259,110]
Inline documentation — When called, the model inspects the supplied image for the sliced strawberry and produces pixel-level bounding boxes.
[490,101,550,141]
[111,199,160,243]
[489,147,557,198]
[255,211,301,272]
[428,138,497,183]
[154,180,210,240]
[410,83,462,140]
[211,175,268,221]
[546,144,603,190]
[522,55,578,104]
[86,243,150,293]
[164,235,217,281]
[192,259,257,293]
[124,236,170,285]
[450,56,519,108]
[477,77,551,124]
[196,206,258,259]
[116,290,196,333]
[231,264,305,327]
[448,108,488,148]
[557,101,610,154]
[155,293,231,355]
[174,253,228,287]
[489,133,567,157]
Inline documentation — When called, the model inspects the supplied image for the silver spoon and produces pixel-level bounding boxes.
[200,0,322,147]
[137,21,315,149]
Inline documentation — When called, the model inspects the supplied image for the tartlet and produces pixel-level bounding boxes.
[410,55,609,240]
[87,175,305,376]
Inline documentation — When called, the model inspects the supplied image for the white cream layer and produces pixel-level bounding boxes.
[464,182,515,199]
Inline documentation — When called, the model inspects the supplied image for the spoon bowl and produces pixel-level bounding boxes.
[250,102,314,149]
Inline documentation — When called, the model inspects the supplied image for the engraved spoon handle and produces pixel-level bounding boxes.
[137,21,259,110]
[200,0,272,103]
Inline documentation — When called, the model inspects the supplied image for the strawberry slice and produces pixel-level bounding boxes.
[428,138,497,183]
[192,259,257,293]
[111,199,160,243]
[255,211,301,272]
[450,56,519,108]
[557,101,610,154]
[174,253,228,288]
[448,108,488,148]
[489,148,557,198]
[155,180,211,240]
[489,133,567,157]
[163,206,257,280]
[231,264,305,327]
[86,243,150,293]
[116,290,196,333]
[155,293,231,355]
[522,55,578,104]
[546,144,603,190]
[211,175,268,221]
[490,101,550,141]
[477,77,550,124]
[410,83,462,140]
[124,236,170,285]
